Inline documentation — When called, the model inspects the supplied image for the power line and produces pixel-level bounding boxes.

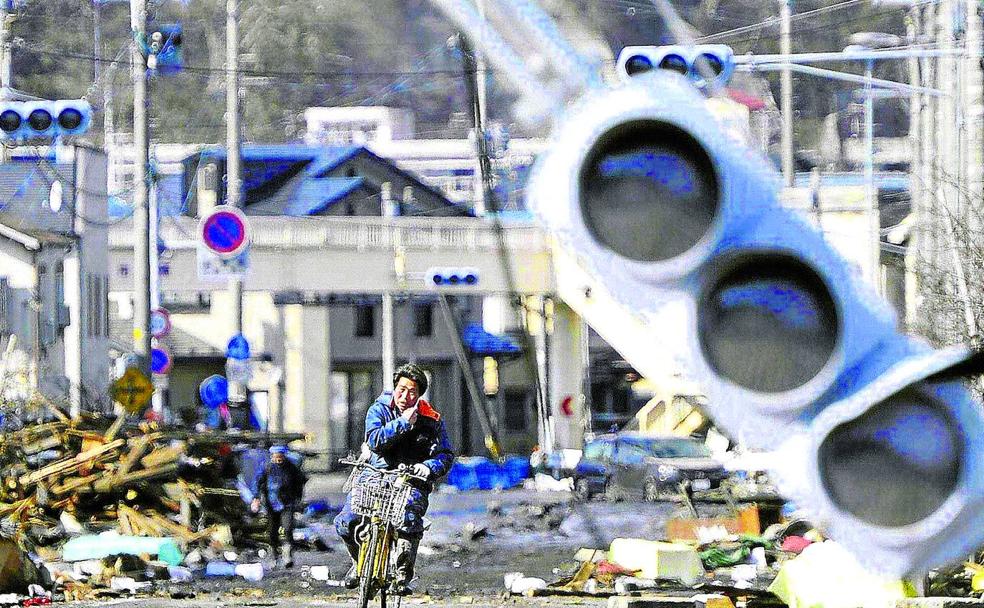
[698,0,876,43]
[16,42,477,81]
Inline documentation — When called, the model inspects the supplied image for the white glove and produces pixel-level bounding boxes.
[412,463,431,480]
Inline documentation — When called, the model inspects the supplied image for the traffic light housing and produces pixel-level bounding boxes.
[617,45,735,90]
[0,100,92,142]
[149,24,183,75]
[425,267,479,288]
[526,70,984,576]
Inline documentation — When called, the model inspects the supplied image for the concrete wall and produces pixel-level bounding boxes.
[69,146,110,414]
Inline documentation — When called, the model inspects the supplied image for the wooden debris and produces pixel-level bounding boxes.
[19,439,124,487]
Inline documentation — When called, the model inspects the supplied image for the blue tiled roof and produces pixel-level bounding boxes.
[462,322,521,356]
[286,177,365,216]
[140,143,471,218]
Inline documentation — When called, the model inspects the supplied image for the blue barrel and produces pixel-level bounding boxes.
[503,455,532,487]
[473,458,500,490]
[448,458,483,491]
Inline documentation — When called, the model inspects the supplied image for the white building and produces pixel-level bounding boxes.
[0,146,111,416]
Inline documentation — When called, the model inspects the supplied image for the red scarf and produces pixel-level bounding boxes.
[392,396,441,421]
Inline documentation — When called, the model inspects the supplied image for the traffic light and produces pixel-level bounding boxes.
[425,267,479,288]
[149,24,183,75]
[617,45,735,90]
[526,70,984,576]
[0,100,92,142]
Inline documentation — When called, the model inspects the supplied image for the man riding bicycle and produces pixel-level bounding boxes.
[334,363,455,595]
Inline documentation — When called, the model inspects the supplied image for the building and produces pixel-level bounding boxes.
[0,146,111,416]
[107,143,564,468]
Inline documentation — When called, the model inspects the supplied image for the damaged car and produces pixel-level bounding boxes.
[573,433,728,502]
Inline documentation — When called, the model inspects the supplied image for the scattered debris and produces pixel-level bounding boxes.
[0,400,306,599]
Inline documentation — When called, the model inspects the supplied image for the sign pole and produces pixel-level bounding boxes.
[226,0,245,407]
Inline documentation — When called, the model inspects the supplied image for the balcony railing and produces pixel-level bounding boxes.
[110,216,549,252]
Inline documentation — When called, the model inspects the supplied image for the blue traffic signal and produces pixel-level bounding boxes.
[0,100,92,142]
[150,24,183,75]
[527,69,984,576]
[617,45,735,90]
[425,267,479,288]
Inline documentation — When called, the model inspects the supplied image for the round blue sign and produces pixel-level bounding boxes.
[199,374,228,409]
[150,347,172,375]
[200,208,249,257]
[226,333,251,361]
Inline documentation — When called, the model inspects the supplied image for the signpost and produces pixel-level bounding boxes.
[197,206,251,282]
[110,367,154,414]
[200,206,250,258]
[199,374,228,409]
[150,307,171,339]
[150,347,172,375]
[225,333,251,400]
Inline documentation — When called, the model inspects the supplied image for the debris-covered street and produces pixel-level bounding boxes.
[3,409,983,608]
[6,0,984,606]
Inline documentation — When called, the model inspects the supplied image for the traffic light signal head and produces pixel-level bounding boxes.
[149,24,183,75]
[527,69,984,575]
[617,44,735,90]
[0,100,92,142]
[425,266,479,288]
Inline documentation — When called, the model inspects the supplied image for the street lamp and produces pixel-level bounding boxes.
[843,32,903,295]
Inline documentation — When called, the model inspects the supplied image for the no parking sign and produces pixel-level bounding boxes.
[199,206,250,259]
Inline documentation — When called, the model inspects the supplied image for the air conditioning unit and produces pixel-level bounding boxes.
[56,304,71,329]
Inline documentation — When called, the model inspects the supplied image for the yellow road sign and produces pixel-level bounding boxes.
[111,367,154,414]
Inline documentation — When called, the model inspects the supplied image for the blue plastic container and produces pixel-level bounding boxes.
[502,455,532,487]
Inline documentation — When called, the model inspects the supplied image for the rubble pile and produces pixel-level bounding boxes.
[0,407,305,601]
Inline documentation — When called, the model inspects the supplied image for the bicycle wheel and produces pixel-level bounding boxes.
[357,529,379,608]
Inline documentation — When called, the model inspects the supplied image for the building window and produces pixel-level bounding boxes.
[55,262,64,307]
[413,303,433,337]
[503,389,528,432]
[102,276,109,337]
[354,305,374,337]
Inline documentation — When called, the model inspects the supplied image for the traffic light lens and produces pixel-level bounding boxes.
[624,54,654,76]
[694,53,725,77]
[818,387,962,527]
[58,108,84,131]
[579,120,719,262]
[27,109,53,132]
[698,255,838,393]
[0,109,20,133]
[658,54,689,75]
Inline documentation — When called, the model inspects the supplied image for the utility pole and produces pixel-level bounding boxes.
[473,0,488,217]
[780,0,794,187]
[863,58,878,294]
[0,2,12,93]
[93,1,101,84]
[226,0,245,404]
[906,8,922,327]
[381,182,396,391]
[0,2,13,164]
[964,0,983,219]
[104,64,115,188]
[130,0,151,374]
[920,2,938,279]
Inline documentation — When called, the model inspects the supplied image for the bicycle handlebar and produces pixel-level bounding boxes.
[339,458,429,482]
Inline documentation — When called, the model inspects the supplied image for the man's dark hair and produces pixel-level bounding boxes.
[393,363,428,396]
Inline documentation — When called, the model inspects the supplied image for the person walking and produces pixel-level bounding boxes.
[249,445,307,568]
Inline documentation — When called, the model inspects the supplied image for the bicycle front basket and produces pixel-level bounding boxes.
[351,474,413,527]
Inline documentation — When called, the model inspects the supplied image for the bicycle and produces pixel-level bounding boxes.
[340,459,426,608]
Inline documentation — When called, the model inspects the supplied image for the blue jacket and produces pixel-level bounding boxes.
[364,392,455,482]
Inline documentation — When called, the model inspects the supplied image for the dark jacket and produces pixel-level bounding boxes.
[365,391,455,483]
[257,457,307,512]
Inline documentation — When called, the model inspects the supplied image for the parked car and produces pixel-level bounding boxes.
[573,433,728,502]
